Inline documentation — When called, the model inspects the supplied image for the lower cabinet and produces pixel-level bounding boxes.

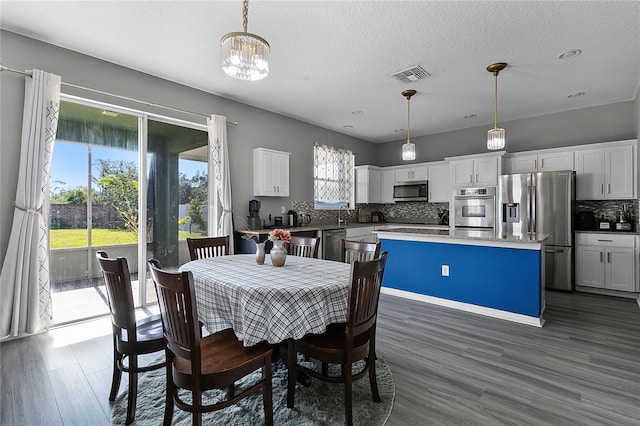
[346,226,377,243]
[575,233,638,292]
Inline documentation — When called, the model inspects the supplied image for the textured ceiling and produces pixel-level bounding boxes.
[1,1,639,143]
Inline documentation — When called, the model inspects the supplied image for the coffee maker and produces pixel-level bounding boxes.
[615,203,632,231]
[248,199,261,230]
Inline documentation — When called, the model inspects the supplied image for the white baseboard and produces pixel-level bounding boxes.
[381,287,544,328]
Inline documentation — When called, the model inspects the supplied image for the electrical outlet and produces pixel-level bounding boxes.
[442,265,449,277]
[281,206,286,213]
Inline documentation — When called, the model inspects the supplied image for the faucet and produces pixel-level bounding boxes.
[338,206,347,227]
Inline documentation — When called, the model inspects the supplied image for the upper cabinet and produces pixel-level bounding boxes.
[253,148,290,197]
[575,141,635,200]
[503,150,574,174]
[394,165,428,182]
[355,165,381,204]
[380,169,396,204]
[447,152,503,187]
[427,162,450,203]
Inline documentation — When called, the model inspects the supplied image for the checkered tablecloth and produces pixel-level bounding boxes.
[179,254,351,346]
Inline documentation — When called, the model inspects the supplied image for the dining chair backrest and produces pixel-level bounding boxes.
[340,239,381,264]
[187,236,230,261]
[347,251,388,340]
[148,259,200,362]
[287,236,320,258]
[96,250,136,337]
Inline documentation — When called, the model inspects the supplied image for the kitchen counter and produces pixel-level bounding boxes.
[376,227,548,250]
[574,229,639,235]
[237,222,449,234]
[378,228,545,327]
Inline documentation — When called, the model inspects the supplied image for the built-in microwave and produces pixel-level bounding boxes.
[393,181,428,202]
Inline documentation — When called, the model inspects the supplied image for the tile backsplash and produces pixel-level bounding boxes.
[576,199,638,223]
[291,201,449,225]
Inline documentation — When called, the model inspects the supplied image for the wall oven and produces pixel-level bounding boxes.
[393,181,428,202]
[453,187,496,233]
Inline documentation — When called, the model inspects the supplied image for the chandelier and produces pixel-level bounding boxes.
[486,62,507,150]
[220,0,270,81]
[401,89,417,161]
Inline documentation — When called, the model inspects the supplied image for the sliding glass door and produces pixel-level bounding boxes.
[49,97,209,323]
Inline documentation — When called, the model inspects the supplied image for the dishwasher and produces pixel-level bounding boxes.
[322,228,346,261]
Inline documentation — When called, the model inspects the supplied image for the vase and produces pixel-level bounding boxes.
[255,242,266,265]
[270,239,287,267]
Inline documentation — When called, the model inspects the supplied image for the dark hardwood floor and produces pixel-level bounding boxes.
[1,291,639,425]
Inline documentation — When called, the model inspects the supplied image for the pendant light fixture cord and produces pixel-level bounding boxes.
[243,0,249,32]
[493,70,499,130]
[407,95,412,142]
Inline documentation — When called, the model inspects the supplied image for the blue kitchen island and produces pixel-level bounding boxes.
[377,228,547,327]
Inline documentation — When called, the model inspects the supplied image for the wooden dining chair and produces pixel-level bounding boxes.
[148,260,274,426]
[340,239,381,264]
[96,251,165,425]
[287,251,388,426]
[287,236,320,258]
[187,236,230,261]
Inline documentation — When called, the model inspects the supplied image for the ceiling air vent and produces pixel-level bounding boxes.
[391,65,430,83]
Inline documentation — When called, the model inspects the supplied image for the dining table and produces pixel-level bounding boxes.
[178,254,352,347]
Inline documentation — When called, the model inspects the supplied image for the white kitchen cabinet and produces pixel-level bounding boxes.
[380,169,396,204]
[575,233,638,292]
[427,163,450,203]
[355,165,381,204]
[448,153,502,187]
[253,148,290,197]
[503,150,574,174]
[395,165,427,182]
[575,143,635,200]
[346,226,377,243]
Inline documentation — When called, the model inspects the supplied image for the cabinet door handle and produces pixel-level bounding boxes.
[541,159,544,168]
[600,252,603,262]
[607,252,611,263]
[534,159,537,169]
[597,239,613,242]
[600,184,604,194]
[469,175,473,183]
[607,183,611,194]
[475,174,478,183]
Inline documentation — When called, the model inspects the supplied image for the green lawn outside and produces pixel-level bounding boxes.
[50,228,204,249]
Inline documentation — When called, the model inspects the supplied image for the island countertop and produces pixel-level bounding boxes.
[376,227,548,250]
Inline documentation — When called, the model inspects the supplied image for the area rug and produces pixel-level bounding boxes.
[110,356,395,425]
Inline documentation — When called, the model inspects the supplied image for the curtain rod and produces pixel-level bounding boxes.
[0,64,239,126]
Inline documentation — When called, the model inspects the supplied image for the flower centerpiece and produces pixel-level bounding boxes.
[268,228,291,267]
[242,234,268,265]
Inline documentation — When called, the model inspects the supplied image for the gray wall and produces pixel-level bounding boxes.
[0,30,376,264]
[375,101,637,166]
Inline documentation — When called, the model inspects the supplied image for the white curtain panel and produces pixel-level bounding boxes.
[0,69,61,339]
[207,114,234,254]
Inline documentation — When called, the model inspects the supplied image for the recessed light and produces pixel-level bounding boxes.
[464,114,477,119]
[568,92,586,98]
[394,128,406,133]
[351,110,363,115]
[343,125,353,129]
[558,49,582,60]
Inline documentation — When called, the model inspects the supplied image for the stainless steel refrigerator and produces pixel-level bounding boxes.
[498,171,574,291]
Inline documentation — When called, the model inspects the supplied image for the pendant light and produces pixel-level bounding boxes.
[220,0,270,81]
[401,89,417,161]
[486,62,507,150]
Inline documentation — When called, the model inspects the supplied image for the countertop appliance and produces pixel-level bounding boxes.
[358,208,372,223]
[287,210,298,227]
[453,187,496,236]
[393,181,428,202]
[498,171,574,291]
[371,211,385,223]
[616,204,632,231]
[248,199,261,230]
